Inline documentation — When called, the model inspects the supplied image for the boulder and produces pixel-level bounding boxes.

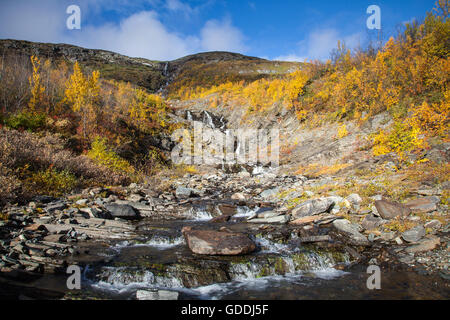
[209,215,231,223]
[374,199,411,220]
[231,193,247,201]
[290,215,321,225]
[259,187,280,199]
[332,219,370,246]
[217,204,237,216]
[75,199,89,206]
[182,227,256,255]
[126,194,144,202]
[401,225,426,243]
[255,208,281,219]
[424,219,442,229]
[299,235,331,243]
[175,187,195,198]
[104,204,139,219]
[79,207,103,219]
[248,215,290,224]
[405,197,440,213]
[291,198,334,218]
[346,194,362,210]
[361,214,386,230]
[45,202,67,214]
[380,232,396,241]
[405,237,440,254]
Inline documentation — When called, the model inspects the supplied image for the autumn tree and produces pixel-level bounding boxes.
[64,61,100,142]
[128,88,167,131]
[28,55,45,113]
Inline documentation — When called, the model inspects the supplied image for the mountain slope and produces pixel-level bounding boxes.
[0,39,300,93]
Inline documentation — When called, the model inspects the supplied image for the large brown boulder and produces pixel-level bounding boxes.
[374,199,411,220]
[405,197,440,213]
[182,227,256,255]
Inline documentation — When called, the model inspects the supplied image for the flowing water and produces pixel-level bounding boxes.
[2,204,446,300]
[65,205,448,300]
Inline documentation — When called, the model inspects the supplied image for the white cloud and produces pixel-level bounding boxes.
[273,54,307,62]
[166,0,192,12]
[0,0,64,43]
[303,29,361,61]
[275,28,362,62]
[200,19,248,53]
[0,1,249,60]
[71,11,193,60]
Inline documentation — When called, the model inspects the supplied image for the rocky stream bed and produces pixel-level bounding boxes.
[0,169,449,300]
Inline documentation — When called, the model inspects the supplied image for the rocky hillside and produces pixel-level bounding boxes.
[0,39,299,93]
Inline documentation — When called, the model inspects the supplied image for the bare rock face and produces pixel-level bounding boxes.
[374,199,411,220]
[182,227,256,255]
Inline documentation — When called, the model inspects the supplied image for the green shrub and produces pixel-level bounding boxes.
[24,168,79,197]
[4,112,47,131]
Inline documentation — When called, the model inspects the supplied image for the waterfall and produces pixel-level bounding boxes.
[90,267,183,293]
[202,111,215,129]
[219,116,226,130]
[235,141,241,155]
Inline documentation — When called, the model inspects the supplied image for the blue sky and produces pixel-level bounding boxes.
[0,0,437,61]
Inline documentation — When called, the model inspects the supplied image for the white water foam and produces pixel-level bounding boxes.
[254,237,299,254]
[182,266,348,300]
[89,267,184,294]
[312,268,348,280]
[113,236,185,250]
[184,207,214,221]
[233,206,258,218]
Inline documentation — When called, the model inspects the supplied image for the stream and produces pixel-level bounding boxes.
[59,205,448,300]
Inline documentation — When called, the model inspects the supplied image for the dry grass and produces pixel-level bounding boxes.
[0,128,131,205]
[383,216,418,233]
[0,163,21,206]
[295,163,351,178]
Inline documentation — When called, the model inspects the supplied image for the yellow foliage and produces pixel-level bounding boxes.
[337,124,349,138]
[0,213,8,221]
[88,137,135,175]
[28,56,45,112]
[372,121,424,158]
[65,62,100,140]
[408,98,449,137]
[173,70,308,115]
[383,216,418,233]
[24,168,78,197]
[296,163,351,177]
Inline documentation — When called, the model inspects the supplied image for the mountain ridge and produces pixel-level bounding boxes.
[0,39,296,93]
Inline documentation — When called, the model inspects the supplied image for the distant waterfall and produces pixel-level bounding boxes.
[202,111,215,129]
[186,111,193,121]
